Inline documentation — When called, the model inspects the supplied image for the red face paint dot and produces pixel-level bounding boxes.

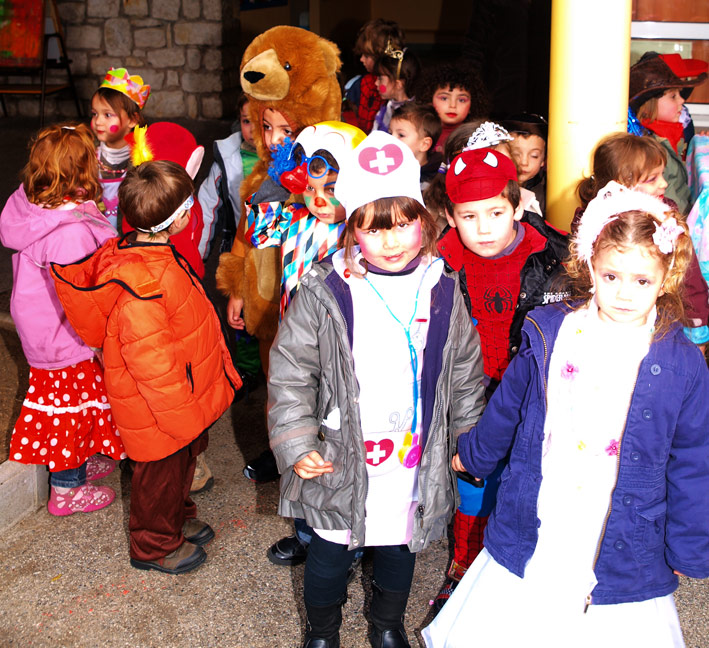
[379,85,387,94]
[109,125,119,133]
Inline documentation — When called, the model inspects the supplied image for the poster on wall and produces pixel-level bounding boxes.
[240,0,288,10]
[0,0,44,68]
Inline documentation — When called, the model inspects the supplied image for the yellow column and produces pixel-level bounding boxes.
[546,0,632,230]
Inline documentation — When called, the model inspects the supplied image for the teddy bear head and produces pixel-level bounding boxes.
[240,26,343,162]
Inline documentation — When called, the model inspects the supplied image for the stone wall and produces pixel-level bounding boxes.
[0,0,240,120]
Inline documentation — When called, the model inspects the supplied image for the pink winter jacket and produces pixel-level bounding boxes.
[0,185,116,369]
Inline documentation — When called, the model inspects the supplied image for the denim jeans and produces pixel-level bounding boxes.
[294,517,313,545]
[304,533,416,607]
[50,462,87,488]
[295,518,364,561]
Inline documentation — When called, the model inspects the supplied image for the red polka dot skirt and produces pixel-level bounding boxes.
[10,357,126,472]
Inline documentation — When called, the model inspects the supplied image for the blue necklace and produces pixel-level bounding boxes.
[362,257,442,435]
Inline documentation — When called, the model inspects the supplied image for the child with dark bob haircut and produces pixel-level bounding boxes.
[51,159,241,576]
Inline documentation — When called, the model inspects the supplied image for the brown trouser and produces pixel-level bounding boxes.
[129,431,209,561]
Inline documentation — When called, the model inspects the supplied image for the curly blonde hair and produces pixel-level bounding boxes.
[23,123,101,208]
[565,209,692,339]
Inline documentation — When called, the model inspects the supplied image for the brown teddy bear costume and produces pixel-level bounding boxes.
[215,26,342,371]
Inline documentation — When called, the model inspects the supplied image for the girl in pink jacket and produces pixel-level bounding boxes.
[0,124,125,516]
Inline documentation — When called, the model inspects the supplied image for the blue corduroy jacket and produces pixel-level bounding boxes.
[457,302,709,605]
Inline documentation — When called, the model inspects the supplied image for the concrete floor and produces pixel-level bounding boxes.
[0,388,708,648]
[0,117,708,647]
[0,385,455,647]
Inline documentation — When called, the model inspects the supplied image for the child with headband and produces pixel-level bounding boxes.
[90,67,150,229]
[52,161,241,575]
[267,131,486,647]
[423,182,709,647]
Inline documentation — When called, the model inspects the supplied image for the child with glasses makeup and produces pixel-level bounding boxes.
[246,121,366,318]
[52,160,241,575]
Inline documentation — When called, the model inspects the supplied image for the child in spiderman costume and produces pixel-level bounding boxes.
[434,147,569,608]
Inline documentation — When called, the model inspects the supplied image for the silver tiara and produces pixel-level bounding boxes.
[463,122,514,152]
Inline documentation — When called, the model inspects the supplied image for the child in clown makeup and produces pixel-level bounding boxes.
[267,130,486,647]
[90,68,150,229]
[246,121,366,319]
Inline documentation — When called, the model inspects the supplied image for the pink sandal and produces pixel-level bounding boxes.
[86,455,116,481]
[48,484,115,516]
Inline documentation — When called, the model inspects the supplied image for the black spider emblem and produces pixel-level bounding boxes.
[483,286,514,314]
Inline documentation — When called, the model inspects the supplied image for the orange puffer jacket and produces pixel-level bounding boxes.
[51,236,241,461]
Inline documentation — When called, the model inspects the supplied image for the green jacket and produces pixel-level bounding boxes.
[654,135,691,215]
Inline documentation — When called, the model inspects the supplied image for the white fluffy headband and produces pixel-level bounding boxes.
[575,181,684,264]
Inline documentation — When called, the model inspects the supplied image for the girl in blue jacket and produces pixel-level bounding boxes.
[423,182,709,648]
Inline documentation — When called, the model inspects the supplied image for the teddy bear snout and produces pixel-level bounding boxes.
[241,48,290,101]
[244,71,265,84]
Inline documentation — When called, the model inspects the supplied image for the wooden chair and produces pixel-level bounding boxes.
[0,0,83,127]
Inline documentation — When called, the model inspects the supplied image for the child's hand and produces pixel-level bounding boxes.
[451,454,484,485]
[94,348,104,369]
[226,296,245,329]
[294,451,334,479]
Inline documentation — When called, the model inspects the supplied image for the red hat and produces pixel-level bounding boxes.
[446,148,518,204]
[125,122,205,179]
[659,53,707,82]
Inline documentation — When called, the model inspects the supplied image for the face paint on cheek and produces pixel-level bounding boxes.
[357,236,376,263]
[411,223,423,250]
[329,196,341,207]
[109,125,119,133]
[379,85,387,94]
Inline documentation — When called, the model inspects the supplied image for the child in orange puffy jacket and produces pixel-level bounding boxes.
[52,160,241,575]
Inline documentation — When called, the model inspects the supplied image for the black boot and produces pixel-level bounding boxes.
[369,582,411,648]
[303,600,343,648]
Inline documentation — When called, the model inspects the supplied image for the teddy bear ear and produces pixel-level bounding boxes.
[318,38,342,76]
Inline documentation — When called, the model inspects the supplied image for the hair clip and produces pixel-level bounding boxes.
[384,40,405,79]
[463,122,514,152]
[61,126,76,130]
[437,161,448,174]
[653,217,684,254]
